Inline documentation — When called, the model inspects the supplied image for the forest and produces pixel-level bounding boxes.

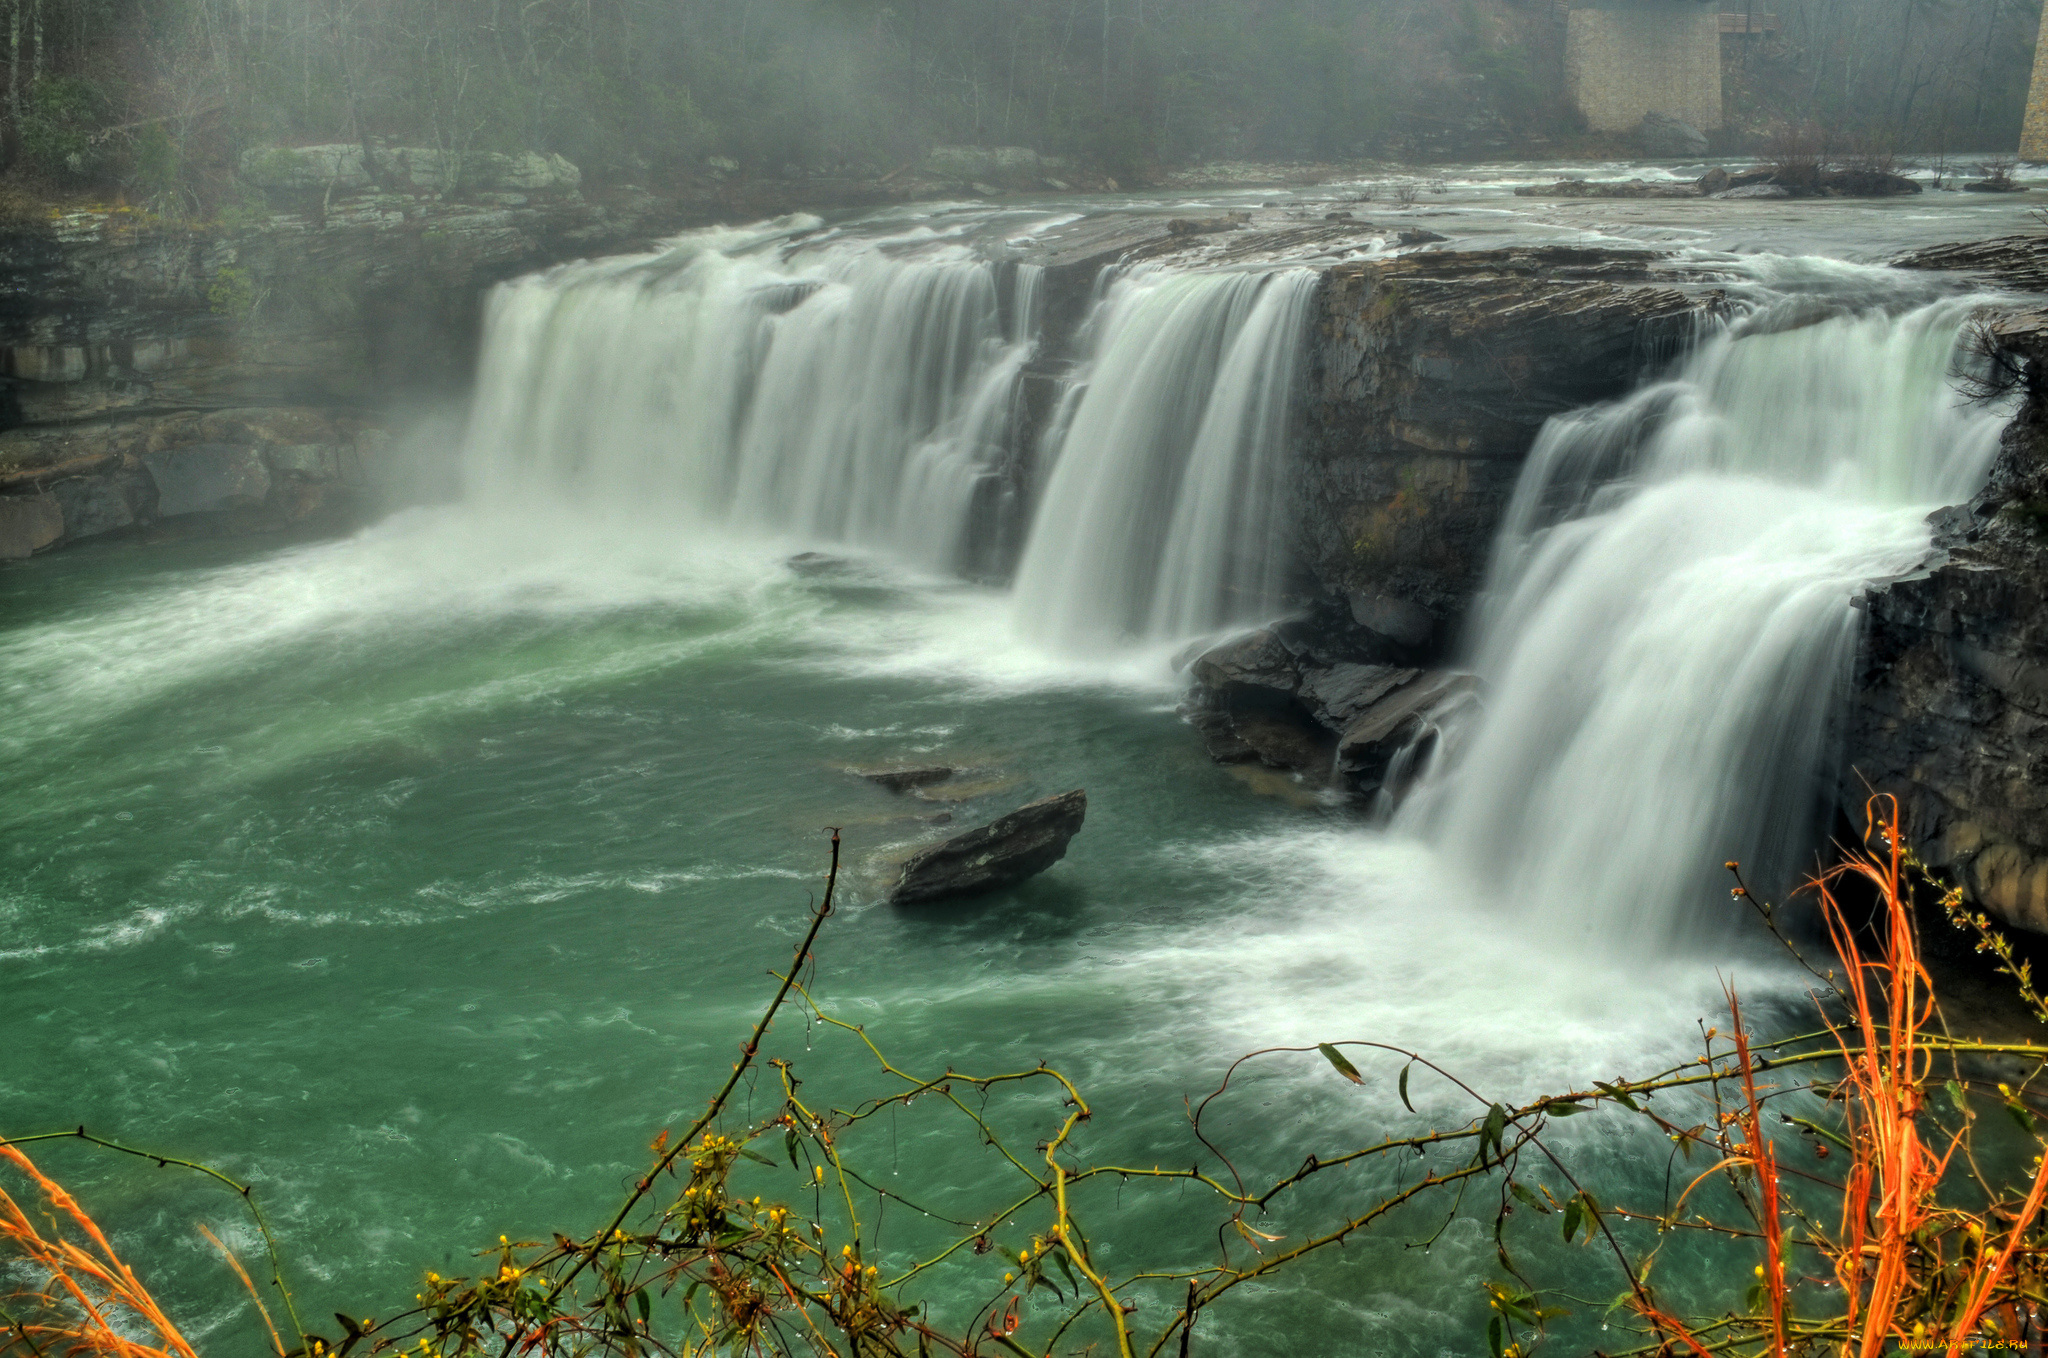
[0,0,2041,208]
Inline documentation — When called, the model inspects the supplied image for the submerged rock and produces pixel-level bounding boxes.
[857,766,956,793]
[889,789,1086,904]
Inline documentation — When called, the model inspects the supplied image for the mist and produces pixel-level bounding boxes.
[0,0,2035,208]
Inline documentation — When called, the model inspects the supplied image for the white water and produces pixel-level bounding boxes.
[461,220,1040,575]
[1010,267,1319,652]
[460,224,1317,652]
[1401,297,2011,951]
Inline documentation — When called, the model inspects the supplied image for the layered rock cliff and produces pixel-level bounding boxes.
[1843,303,2048,933]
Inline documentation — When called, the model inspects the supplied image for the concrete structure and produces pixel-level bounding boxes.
[1564,3,1724,134]
[2023,2,2048,163]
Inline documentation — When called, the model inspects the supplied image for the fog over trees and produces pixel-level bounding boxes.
[1,0,2039,201]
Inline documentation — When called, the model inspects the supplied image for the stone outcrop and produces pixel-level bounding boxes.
[238,144,583,195]
[0,406,384,553]
[1182,624,1477,797]
[1295,247,1712,649]
[1844,311,2048,934]
[889,789,1087,904]
[1895,236,2048,294]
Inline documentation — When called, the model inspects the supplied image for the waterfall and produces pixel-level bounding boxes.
[1010,268,1319,653]
[460,221,1042,574]
[1403,298,2011,951]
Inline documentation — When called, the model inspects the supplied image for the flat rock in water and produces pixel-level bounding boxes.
[1337,672,1479,787]
[889,789,1086,905]
[1299,663,1420,731]
[855,766,955,793]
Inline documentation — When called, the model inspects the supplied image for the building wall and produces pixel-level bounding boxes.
[2023,4,2048,163]
[1564,7,1723,133]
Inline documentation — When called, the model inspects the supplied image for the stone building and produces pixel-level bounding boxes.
[1563,1,1724,134]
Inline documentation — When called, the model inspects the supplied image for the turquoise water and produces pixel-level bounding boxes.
[0,503,1791,1354]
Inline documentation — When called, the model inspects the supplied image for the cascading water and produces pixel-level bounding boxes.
[1010,267,1319,652]
[460,220,1042,574]
[1401,296,2011,951]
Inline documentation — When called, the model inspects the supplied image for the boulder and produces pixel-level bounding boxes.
[1188,629,1301,704]
[50,474,139,540]
[889,789,1087,905]
[1638,113,1709,159]
[0,495,63,559]
[1697,167,1731,196]
[1714,183,1793,200]
[141,445,271,517]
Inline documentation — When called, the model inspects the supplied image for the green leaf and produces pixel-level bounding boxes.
[1509,1180,1552,1214]
[1483,1104,1507,1161]
[738,1147,777,1166]
[785,1127,802,1168]
[1545,1102,1590,1116]
[1604,1289,1636,1318]
[1595,1081,1641,1112]
[2009,1100,2038,1135]
[1399,1062,1414,1112]
[1579,1190,1602,1238]
[1947,1080,1969,1115]
[1052,1249,1078,1293]
[1318,1043,1364,1085]
[1561,1197,1581,1244]
[634,1288,651,1326]
[1487,1313,1506,1358]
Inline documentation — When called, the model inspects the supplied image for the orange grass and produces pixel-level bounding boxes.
[0,1143,198,1358]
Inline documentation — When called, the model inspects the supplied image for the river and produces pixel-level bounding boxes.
[1,159,2038,1355]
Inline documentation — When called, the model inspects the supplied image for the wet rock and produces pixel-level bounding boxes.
[1299,663,1421,731]
[1300,247,1711,650]
[1514,179,1701,199]
[1895,236,2048,293]
[1638,112,1708,158]
[1698,167,1731,195]
[1714,183,1793,200]
[141,445,271,517]
[1167,214,1249,235]
[889,789,1086,905]
[1844,310,2048,933]
[1397,229,1448,246]
[1336,672,1480,789]
[50,473,140,539]
[1965,179,2031,194]
[0,495,62,558]
[858,766,956,793]
[1188,628,1300,703]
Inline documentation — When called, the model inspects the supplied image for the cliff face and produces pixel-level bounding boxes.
[0,176,908,559]
[1843,310,2048,933]
[1181,245,1716,794]
[1293,247,1709,652]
